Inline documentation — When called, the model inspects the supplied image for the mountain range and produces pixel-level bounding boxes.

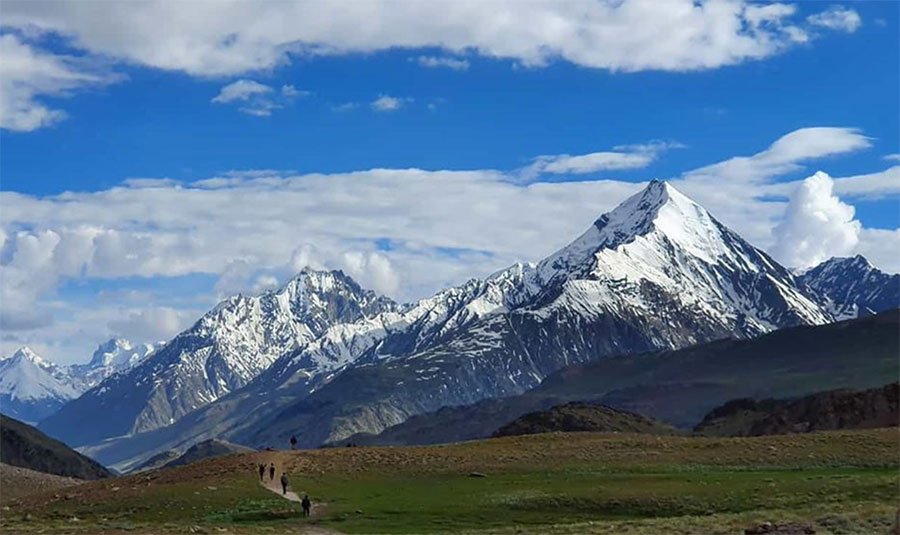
[39,270,395,447]
[10,180,897,471]
[0,340,156,423]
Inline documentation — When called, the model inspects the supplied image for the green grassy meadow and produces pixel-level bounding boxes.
[2,429,898,535]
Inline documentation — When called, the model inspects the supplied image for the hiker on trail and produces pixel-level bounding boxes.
[269,462,275,481]
[280,472,289,495]
[301,494,311,517]
[257,463,265,481]
[290,435,297,450]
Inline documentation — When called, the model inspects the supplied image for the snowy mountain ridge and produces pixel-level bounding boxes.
[0,340,160,424]
[40,269,398,446]
[799,255,900,320]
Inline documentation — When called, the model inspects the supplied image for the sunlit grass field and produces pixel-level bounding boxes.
[2,429,897,534]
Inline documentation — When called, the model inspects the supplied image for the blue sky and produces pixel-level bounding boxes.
[0,1,898,363]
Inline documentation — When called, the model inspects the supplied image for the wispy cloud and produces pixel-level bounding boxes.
[523,140,684,180]
[0,33,120,132]
[830,166,900,200]
[807,6,862,33]
[211,79,309,116]
[371,94,412,112]
[331,102,359,112]
[412,56,470,71]
[211,79,272,103]
[281,85,310,98]
[681,127,871,185]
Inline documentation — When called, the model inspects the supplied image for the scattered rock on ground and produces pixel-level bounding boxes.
[745,521,815,534]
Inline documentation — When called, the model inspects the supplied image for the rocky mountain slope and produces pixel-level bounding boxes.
[78,180,849,470]
[337,309,899,446]
[0,463,84,502]
[694,382,899,436]
[0,348,80,424]
[0,414,111,479]
[132,449,181,473]
[162,439,254,469]
[799,255,900,319]
[492,402,677,437]
[40,270,397,447]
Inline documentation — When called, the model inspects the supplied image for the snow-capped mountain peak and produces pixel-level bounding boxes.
[7,346,47,367]
[87,338,153,370]
[0,347,80,423]
[540,180,748,279]
[67,338,158,391]
[40,269,399,445]
[0,339,157,424]
[534,179,827,331]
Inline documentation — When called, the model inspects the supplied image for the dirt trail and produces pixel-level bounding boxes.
[258,468,337,535]
[259,458,328,520]
[261,473,301,502]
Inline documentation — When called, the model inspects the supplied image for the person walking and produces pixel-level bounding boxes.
[257,463,265,481]
[290,435,297,450]
[301,494,311,517]
[269,462,275,481]
[280,472,289,495]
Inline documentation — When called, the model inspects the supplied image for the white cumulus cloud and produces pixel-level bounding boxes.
[771,172,861,269]
[0,0,866,130]
[107,306,194,343]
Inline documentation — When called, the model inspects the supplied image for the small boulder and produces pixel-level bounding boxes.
[745,521,814,534]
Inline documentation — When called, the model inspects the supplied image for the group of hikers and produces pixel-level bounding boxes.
[257,459,311,517]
